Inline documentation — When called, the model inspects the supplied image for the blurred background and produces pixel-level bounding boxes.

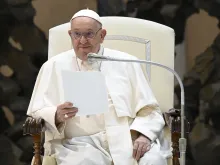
[0,0,220,164]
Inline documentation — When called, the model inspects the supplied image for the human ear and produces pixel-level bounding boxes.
[100,29,107,42]
[68,30,71,37]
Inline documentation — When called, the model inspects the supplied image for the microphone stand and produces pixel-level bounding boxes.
[88,55,186,165]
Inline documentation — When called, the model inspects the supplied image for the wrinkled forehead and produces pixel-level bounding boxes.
[71,17,101,30]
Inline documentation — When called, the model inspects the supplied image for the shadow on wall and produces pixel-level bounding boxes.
[0,0,48,164]
[174,1,220,165]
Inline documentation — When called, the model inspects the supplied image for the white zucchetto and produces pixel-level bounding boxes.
[71,9,102,25]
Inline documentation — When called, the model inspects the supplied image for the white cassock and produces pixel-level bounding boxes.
[27,45,170,165]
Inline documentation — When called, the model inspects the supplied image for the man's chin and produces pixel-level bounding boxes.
[78,53,89,61]
[76,49,92,60]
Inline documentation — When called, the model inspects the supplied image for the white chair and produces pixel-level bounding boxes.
[24,17,181,165]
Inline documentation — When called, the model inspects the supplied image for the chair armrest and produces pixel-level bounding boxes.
[163,108,180,127]
[23,117,45,165]
[164,109,181,165]
[164,108,190,165]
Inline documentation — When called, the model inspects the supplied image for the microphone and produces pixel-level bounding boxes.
[87,53,186,165]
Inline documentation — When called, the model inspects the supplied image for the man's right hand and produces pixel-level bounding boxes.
[55,102,78,126]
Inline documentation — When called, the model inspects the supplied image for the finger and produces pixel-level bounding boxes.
[61,108,78,114]
[135,144,143,161]
[63,102,74,109]
[58,102,73,110]
[141,150,145,157]
[146,144,151,152]
[133,142,139,158]
[64,112,78,118]
[141,145,148,157]
[62,109,78,120]
[140,144,151,157]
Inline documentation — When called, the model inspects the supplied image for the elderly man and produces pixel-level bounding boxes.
[27,9,167,165]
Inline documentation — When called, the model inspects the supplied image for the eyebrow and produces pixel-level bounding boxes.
[72,28,94,31]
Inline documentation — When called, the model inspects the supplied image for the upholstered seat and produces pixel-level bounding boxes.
[23,16,182,165]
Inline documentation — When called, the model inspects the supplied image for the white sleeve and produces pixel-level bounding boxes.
[127,57,165,141]
[27,61,65,134]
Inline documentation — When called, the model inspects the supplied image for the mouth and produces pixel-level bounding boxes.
[79,46,91,49]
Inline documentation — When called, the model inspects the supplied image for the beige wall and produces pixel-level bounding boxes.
[32,0,97,38]
[185,9,220,70]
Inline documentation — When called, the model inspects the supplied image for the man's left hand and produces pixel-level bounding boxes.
[133,134,151,161]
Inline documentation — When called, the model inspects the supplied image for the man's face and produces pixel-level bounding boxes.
[68,17,106,61]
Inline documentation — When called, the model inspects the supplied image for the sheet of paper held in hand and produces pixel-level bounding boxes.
[61,70,109,116]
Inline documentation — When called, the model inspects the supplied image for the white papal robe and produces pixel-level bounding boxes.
[27,46,170,165]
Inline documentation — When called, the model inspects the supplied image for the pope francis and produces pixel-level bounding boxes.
[27,9,167,165]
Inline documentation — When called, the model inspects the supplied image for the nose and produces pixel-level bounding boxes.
[79,36,88,44]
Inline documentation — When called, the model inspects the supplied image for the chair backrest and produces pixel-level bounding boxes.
[48,16,175,114]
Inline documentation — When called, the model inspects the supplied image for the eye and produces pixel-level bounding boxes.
[86,31,94,38]
[73,32,81,38]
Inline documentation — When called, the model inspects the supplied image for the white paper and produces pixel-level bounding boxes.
[60,70,109,116]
